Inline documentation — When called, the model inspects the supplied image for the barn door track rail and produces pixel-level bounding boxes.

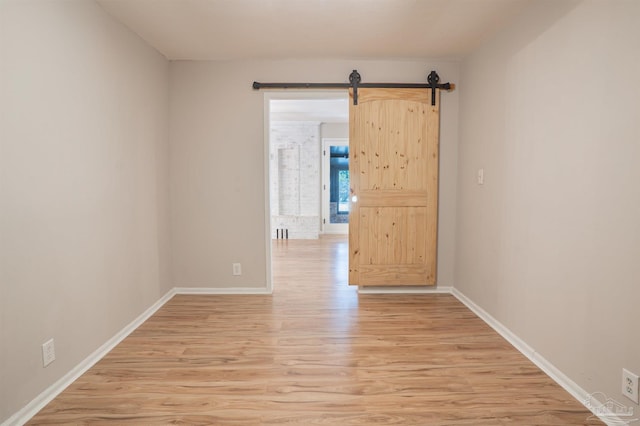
[253,70,453,106]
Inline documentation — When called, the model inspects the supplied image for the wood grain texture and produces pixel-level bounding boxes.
[29,236,602,425]
[349,88,438,286]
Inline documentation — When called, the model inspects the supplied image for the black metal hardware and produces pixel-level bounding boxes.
[427,70,439,106]
[253,70,452,106]
[349,70,361,105]
[276,228,289,240]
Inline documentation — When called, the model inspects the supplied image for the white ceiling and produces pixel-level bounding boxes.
[270,98,349,123]
[98,0,533,61]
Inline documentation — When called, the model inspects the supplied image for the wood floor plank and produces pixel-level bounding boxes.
[28,236,602,425]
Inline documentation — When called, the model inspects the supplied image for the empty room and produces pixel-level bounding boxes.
[1,0,639,424]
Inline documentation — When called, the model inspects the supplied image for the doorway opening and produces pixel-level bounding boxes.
[322,139,349,234]
[264,92,349,293]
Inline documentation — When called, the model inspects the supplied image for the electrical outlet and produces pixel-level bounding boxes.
[42,338,55,367]
[477,168,485,185]
[232,263,242,276]
[622,368,639,404]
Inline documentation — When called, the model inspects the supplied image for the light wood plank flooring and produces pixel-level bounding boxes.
[29,236,602,425]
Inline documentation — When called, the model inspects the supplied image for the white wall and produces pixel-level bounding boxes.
[169,59,459,290]
[6,0,635,421]
[321,122,349,140]
[0,1,170,422]
[270,121,321,239]
[456,0,640,407]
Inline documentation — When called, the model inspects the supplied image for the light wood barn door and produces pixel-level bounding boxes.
[348,88,439,286]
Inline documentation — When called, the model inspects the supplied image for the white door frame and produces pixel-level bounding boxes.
[322,138,349,234]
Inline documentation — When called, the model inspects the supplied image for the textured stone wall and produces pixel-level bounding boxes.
[270,122,320,239]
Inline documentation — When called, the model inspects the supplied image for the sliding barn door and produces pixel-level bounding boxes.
[349,88,439,286]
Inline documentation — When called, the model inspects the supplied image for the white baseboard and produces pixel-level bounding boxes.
[358,285,453,294]
[2,288,177,426]
[4,285,622,426]
[3,285,274,425]
[450,288,625,426]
